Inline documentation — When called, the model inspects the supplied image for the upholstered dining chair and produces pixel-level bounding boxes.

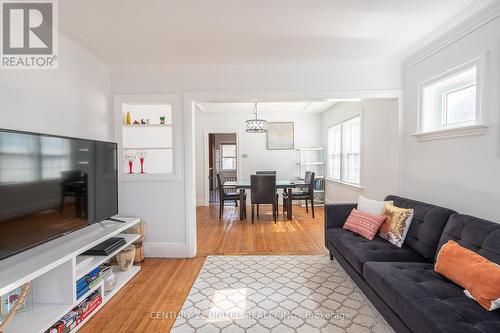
[217,173,246,219]
[255,171,277,214]
[256,171,276,175]
[250,174,278,223]
[283,171,316,218]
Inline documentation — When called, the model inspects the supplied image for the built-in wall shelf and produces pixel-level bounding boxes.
[296,147,324,151]
[297,162,324,165]
[123,147,172,150]
[0,217,141,333]
[123,124,172,128]
[118,103,174,175]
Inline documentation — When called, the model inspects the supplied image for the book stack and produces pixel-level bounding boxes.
[77,290,102,322]
[46,290,102,333]
[76,267,101,299]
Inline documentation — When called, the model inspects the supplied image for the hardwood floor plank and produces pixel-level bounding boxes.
[78,205,325,333]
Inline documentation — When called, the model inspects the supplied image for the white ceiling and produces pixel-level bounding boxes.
[59,0,479,66]
[195,101,348,114]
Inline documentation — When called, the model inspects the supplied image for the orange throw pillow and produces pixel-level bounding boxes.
[434,240,500,311]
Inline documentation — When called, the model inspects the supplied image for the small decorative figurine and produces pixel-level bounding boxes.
[140,119,146,125]
[133,120,140,124]
[160,116,166,125]
[125,111,131,125]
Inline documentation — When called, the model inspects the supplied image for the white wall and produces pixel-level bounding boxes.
[195,111,322,205]
[401,6,500,221]
[0,32,111,141]
[321,99,400,203]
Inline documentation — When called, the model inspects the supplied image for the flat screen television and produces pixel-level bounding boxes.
[0,129,118,261]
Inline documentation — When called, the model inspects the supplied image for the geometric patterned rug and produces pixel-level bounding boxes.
[171,255,394,333]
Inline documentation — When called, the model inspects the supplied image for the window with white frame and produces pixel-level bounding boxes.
[221,143,237,171]
[327,115,361,185]
[420,60,481,134]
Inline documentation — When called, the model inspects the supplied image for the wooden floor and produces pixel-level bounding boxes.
[79,205,325,333]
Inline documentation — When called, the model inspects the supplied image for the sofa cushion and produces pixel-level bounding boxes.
[364,262,500,333]
[385,195,456,262]
[326,228,426,274]
[437,214,500,264]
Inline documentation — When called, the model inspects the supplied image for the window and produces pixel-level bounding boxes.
[221,143,237,171]
[327,115,361,185]
[420,61,481,134]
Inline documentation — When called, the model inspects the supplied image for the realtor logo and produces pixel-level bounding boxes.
[1,0,58,69]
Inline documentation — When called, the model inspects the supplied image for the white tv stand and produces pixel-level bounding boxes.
[0,217,141,333]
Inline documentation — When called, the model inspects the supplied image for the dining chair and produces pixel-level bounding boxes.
[217,173,246,219]
[255,171,277,214]
[256,171,276,175]
[250,174,278,223]
[283,171,316,218]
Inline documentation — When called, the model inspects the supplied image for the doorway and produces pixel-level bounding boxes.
[208,133,237,204]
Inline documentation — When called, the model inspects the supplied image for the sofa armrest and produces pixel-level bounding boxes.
[324,203,357,230]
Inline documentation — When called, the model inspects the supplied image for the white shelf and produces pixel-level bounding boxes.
[297,147,325,206]
[76,233,140,280]
[5,303,72,333]
[0,218,140,297]
[68,301,105,333]
[0,217,141,333]
[122,124,172,127]
[123,147,172,150]
[297,162,324,165]
[295,147,324,151]
[103,266,140,302]
[69,266,140,333]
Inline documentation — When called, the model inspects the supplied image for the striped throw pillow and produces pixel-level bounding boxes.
[343,209,386,240]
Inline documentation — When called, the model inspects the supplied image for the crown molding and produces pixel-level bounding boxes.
[402,0,500,70]
[57,21,112,66]
[21,0,111,65]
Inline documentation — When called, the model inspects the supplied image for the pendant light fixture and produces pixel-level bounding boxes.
[245,102,267,133]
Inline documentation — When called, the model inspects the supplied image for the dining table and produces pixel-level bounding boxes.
[223,179,306,221]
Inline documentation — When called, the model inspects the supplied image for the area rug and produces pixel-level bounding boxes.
[172,255,394,333]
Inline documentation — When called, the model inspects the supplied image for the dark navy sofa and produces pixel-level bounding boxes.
[325,195,500,333]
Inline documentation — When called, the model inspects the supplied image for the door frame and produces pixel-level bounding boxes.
[184,90,403,258]
[203,130,241,206]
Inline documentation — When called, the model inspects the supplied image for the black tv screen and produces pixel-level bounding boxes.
[0,129,118,261]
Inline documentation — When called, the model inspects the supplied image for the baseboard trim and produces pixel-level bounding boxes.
[196,199,207,206]
[144,242,187,258]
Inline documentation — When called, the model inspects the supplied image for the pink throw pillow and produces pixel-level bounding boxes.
[343,209,386,240]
